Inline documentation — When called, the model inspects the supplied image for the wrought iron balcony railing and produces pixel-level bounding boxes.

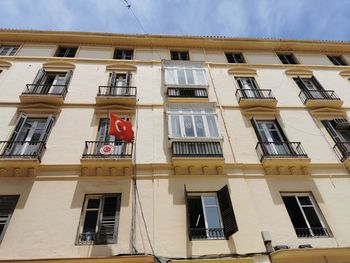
[299,90,340,104]
[82,141,133,158]
[167,87,208,98]
[295,227,329,238]
[256,141,308,161]
[235,88,275,101]
[23,84,68,97]
[172,141,223,158]
[190,228,225,240]
[77,232,97,245]
[97,86,137,97]
[333,141,350,162]
[0,141,46,161]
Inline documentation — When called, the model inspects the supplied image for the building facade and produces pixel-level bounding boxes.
[0,29,349,263]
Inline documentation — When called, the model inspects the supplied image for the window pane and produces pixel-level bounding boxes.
[205,207,221,228]
[282,196,308,228]
[203,196,218,206]
[171,115,181,137]
[177,68,186,84]
[194,116,205,137]
[82,211,99,233]
[165,68,177,85]
[207,116,219,138]
[103,196,117,217]
[195,70,206,85]
[188,197,205,228]
[87,199,100,209]
[185,69,194,84]
[298,196,312,206]
[303,207,323,228]
[184,116,194,137]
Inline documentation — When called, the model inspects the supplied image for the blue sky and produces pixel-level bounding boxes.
[1,0,349,41]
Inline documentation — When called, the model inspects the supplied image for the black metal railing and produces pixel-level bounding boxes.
[333,141,350,162]
[295,227,329,238]
[97,86,137,97]
[0,141,46,161]
[235,89,275,102]
[190,228,225,240]
[167,87,208,98]
[172,141,223,157]
[23,84,68,97]
[77,232,98,245]
[256,141,308,161]
[82,141,133,158]
[299,90,340,104]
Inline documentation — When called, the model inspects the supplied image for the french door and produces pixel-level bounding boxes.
[236,77,260,98]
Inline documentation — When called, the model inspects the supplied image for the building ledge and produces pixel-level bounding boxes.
[304,99,343,109]
[0,158,40,176]
[95,96,136,106]
[261,157,311,175]
[19,94,65,105]
[238,98,277,108]
[80,158,132,176]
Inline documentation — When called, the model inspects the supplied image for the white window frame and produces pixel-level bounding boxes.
[164,62,207,86]
[0,46,18,56]
[167,104,221,140]
[281,192,330,237]
[78,195,103,239]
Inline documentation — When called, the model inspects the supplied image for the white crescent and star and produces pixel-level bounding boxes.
[115,120,127,132]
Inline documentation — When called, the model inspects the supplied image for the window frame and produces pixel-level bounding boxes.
[170,50,190,61]
[277,53,298,65]
[54,46,78,58]
[0,45,19,56]
[225,52,246,63]
[113,49,134,60]
[327,55,347,66]
[281,192,330,238]
[163,62,207,86]
[0,195,19,243]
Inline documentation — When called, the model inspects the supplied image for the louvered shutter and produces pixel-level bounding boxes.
[64,70,73,87]
[217,185,238,239]
[126,72,131,86]
[98,194,121,244]
[311,76,324,91]
[0,196,19,241]
[33,68,46,85]
[184,185,192,241]
[8,113,27,142]
[108,72,117,86]
[322,120,341,143]
[293,77,307,91]
[251,118,263,142]
[38,115,54,143]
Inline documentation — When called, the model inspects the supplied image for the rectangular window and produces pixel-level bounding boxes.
[293,76,327,99]
[77,194,121,245]
[0,196,19,242]
[0,46,18,56]
[277,53,298,64]
[55,47,78,57]
[167,105,220,139]
[225,53,245,63]
[164,62,207,86]
[327,55,347,66]
[113,49,133,60]
[235,77,261,98]
[185,185,238,240]
[171,51,189,61]
[282,193,330,238]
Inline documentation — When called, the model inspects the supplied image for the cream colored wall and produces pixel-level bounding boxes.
[295,53,333,65]
[77,46,113,59]
[244,52,281,64]
[17,44,56,57]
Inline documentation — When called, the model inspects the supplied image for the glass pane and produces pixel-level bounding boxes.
[184,116,194,137]
[185,69,194,84]
[87,199,100,209]
[195,70,206,85]
[194,116,205,137]
[282,196,308,228]
[298,196,312,206]
[188,197,205,228]
[203,196,218,206]
[82,211,99,232]
[207,116,219,138]
[0,223,4,235]
[205,207,221,228]
[103,196,117,217]
[303,207,323,228]
[165,69,177,85]
[177,68,186,84]
[171,115,181,137]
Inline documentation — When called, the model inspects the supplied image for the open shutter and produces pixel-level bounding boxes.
[38,115,54,143]
[184,185,192,241]
[311,76,324,91]
[293,77,306,91]
[251,118,263,142]
[98,194,121,244]
[217,185,238,238]
[0,196,19,241]
[126,72,131,87]
[64,70,73,86]
[274,119,289,142]
[8,113,27,142]
[235,77,244,90]
[33,68,46,85]
[97,119,109,142]
[322,120,341,143]
[108,72,117,86]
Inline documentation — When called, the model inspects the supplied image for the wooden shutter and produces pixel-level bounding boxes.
[293,77,306,91]
[108,72,117,86]
[33,68,46,85]
[64,70,73,86]
[235,77,244,89]
[126,72,131,86]
[311,76,324,91]
[8,113,27,142]
[217,185,238,238]
[251,118,263,142]
[0,196,19,241]
[274,119,288,142]
[38,115,54,143]
[98,194,121,244]
[184,185,192,241]
[322,120,341,143]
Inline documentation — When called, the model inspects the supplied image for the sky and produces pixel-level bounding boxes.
[0,0,349,41]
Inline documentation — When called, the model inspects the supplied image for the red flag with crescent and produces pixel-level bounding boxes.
[109,113,134,142]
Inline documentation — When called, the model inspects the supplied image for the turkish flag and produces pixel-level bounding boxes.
[109,113,134,142]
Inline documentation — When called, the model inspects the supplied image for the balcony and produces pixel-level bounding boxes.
[171,141,224,172]
[167,87,208,102]
[20,84,67,104]
[299,90,343,109]
[95,86,137,105]
[0,141,46,176]
[235,89,277,108]
[256,142,310,175]
[190,228,225,240]
[81,141,133,176]
[295,227,329,238]
[333,141,350,164]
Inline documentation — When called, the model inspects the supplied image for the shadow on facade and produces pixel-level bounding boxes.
[0,179,34,209]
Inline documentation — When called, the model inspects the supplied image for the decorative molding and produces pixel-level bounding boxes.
[43,61,76,70]
[339,69,350,77]
[106,63,137,72]
[0,59,12,68]
[17,103,61,114]
[227,66,256,76]
[285,67,313,76]
[241,106,279,117]
[309,107,346,118]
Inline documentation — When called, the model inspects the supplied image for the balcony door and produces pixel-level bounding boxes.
[5,114,54,156]
[235,77,260,98]
[31,69,72,95]
[253,120,291,155]
[323,120,350,156]
[294,77,325,99]
[108,72,131,96]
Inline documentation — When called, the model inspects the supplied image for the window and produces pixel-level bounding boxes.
[293,76,327,99]
[0,46,18,56]
[171,51,189,61]
[0,196,19,242]
[55,47,78,57]
[26,69,73,95]
[282,193,329,238]
[164,61,207,86]
[235,77,260,98]
[3,114,54,158]
[77,194,121,245]
[327,55,347,66]
[277,53,298,64]
[225,53,245,63]
[167,105,220,139]
[113,49,133,60]
[185,185,238,240]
